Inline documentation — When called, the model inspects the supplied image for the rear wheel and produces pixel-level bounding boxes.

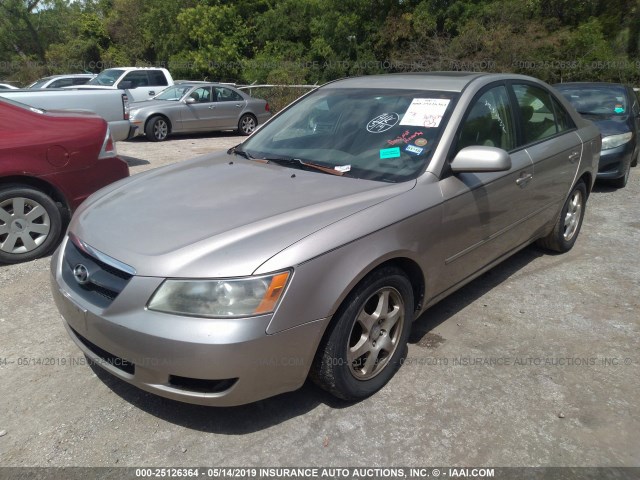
[0,185,63,264]
[238,114,257,136]
[311,266,414,401]
[537,181,587,253]
[145,116,169,141]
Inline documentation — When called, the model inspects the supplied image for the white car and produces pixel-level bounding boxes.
[27,74,96,89]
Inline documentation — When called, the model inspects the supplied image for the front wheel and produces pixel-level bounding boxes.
[145,116,169,142]
[0,186,63,264]
[238,114,257,136]
[311,266,414,401]
[537,181,587,253]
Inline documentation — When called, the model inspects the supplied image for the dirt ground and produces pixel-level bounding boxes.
[0,132,638,468]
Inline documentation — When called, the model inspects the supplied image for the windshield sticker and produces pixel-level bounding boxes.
[405,145,424,156]
[400,98,450,127]
[386,130,424,146]
[366,113,400,133]
[614,104,625,114]
[414,138,428,147]
[335,165,351,173]
[380,147,401,159]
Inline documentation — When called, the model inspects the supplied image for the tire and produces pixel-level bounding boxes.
[0,185,63,264]
[631,150,638,168]
[611,159,631,188]
[537,181,587,253]
[238,114,257,136]
[145,116,169,142]
[311,266,414,401]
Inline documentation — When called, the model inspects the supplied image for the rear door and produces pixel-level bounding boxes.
[210,87,247,129]
[511,82,582,231]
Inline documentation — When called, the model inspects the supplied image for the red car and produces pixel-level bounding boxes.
[0,97,129,264]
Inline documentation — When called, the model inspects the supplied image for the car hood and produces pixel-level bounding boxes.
[70,152,414,278]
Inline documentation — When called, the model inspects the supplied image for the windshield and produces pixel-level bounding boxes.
[88,69,124,86]
[28,78,50,89]
[155,85,193,100]
[557,85,628,116]
[241,88,457,183]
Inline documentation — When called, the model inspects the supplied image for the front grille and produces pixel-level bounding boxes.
[72,327,135,375]
[62,239,133,308]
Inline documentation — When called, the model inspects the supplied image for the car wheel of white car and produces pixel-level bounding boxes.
[537,180,587,253]
[0,185,63,264]
[145,116,169,142]
[238,114,257,136]
[311,266,414,401]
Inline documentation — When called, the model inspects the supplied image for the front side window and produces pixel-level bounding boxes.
[514,84,562,144]
[189,87,212,103]
[455,85,516,155]
[121,71,149,88]
[241,88,458,183]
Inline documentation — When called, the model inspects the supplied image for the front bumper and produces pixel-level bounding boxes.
[597,141,633,180]
[50,237,329,406]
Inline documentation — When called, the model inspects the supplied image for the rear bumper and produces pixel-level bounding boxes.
[108,120,135,142]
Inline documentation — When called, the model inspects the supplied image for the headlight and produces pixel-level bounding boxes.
[601,132,632,150]
[147,271,290,317]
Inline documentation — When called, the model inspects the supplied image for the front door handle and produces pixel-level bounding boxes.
[208,105,215,109]
[148,91,155,96]
[516,173,533,187]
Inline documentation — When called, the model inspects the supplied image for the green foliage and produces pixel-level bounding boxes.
[0,0,639,86]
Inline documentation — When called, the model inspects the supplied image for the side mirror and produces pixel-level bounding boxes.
[118,81,133,90]
[185,97,196,104]
[451,146,512,173]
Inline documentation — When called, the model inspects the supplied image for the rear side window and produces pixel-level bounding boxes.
[551,96,575,132]
[149,71,168,86]
[49,79,73,88]
[215,87,243,102]
[513,84,561,144]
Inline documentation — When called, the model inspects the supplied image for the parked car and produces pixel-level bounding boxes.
[77,67,174,102]
[0,83,18,89]
[0,97,129,264]
[27,74,96,89]
[51,73,598,406]
[127,82,271,141]
[554,82,639,188]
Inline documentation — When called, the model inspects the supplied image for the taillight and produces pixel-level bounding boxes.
[265,103,270,112]
[99,127,117,159]
[122,93,130,120]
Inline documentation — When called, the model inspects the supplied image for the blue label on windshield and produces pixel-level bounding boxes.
[380,147,401,159]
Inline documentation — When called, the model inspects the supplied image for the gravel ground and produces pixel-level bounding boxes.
[0,132,638,468]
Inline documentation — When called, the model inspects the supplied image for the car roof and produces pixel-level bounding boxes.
[554,82,627,89]
[326,72,559,92]
[40,74,95,80]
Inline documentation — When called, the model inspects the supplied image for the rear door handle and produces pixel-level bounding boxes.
[148,91,155,96]
[568,151,580,163]
[516,173,533,187]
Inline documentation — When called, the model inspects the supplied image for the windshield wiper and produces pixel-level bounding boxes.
[265,157,345,176]
[227,145,254,161]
